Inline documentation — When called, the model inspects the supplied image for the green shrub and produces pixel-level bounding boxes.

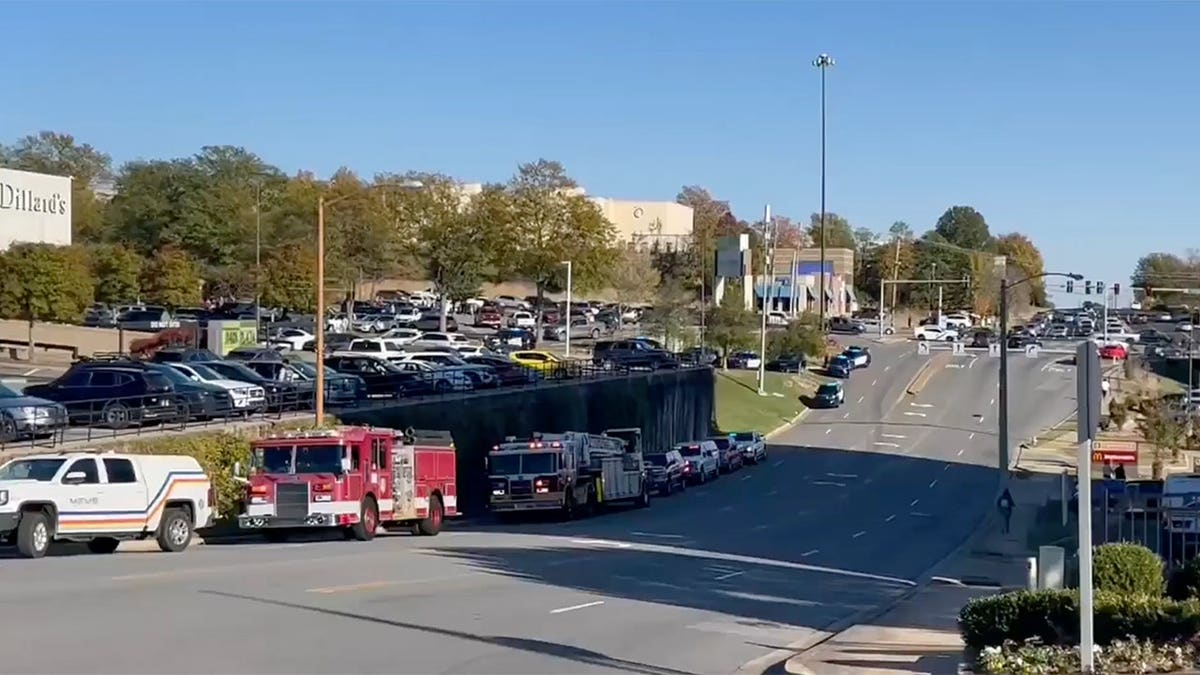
[958,589,1200,649]
[1168,558,1200,600]
[1093,542,1164,596]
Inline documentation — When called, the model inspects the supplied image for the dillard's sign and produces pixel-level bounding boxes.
[0,181,69,216]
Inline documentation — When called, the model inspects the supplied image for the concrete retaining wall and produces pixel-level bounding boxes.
[340,367,715,515]
[0,320,155,359]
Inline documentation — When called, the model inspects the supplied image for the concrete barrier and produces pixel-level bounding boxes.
[0,320,155,359]
[906,352,952,396]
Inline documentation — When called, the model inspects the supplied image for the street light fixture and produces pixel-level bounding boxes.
[314,179,423,424]
[813,53,835,330]
[997,271,1084,490]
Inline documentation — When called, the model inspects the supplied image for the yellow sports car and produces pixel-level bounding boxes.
[507,350,565,373]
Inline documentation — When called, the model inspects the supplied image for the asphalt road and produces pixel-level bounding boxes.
[0,339,1077,674]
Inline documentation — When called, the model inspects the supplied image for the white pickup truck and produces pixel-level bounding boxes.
[0,452,214,558]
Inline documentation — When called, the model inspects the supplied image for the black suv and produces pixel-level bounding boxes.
[25,363,181,429]
[828,317,866,334]
[592,339,677,370]
[325,354,434,399]
[643,449,687,495]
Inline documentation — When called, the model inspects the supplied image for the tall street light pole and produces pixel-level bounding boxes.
[562,260,573,358]
[998,271,1083,491]
[757,204,773,396]
[813,53,835,329]
[314,180,423,425]
[254,180,263,339]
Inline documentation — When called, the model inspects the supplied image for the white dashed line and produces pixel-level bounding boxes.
[943,464,951,472]
[957,449,965,457]
[881,433,906,439]
[903,412,927,418]
[842,412,850,419]
[802,549,820,557]
[910,499,920,507]
[741,475,752,481]
[719,505,735,512]
[884,365,891,371]
[989,398,995,406]
[852,531,866,539]
[873,442,900,448]
[857,395,864,403]
[871,379,877,386]
[968,433,975,440]
[551,601,605,614]
[714,570,745,581]
[929,479,939,488]
[766,489,778,496]
[885,514,896,522]
[825,428,832,435]
[910,511,933,518]
[977,417,985,424]
[811,480,846,487]
[910,403,934,408]
[827,472,858,478]
[968,357,978,369]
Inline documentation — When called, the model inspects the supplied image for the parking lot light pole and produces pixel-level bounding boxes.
[315,180,423,424]
[562,260,573,358]
[998,271,1083,490]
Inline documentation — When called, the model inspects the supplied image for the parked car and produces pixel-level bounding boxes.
[486,328,536,351]
[710,436,743,473]
[842,346,871,369]
[25,363,181,429]
[287,360,366,406]
[462,354,541,386]
[1099,343,1128,360]
[142,362,234,420]
[196,360,296,411]
[508,311,536,329]
[391,360,474,392]
[643,450,687,495]
[826,355,852,379]
[678,347,720,367]
[674,440,719,484]
[150,347,222,364]
[765,354,807,373]
[812,381,845,408]
[414,313,458,332]
[544,317,603,341]
[0,383,68,442]
[268,328,315,351]
[414,332,475,351]
[163,362,268,413]
[729,431,767,464]
[225,347,285,363]
[592,339,677,371]
[474,308,504,329]
[914,326,958,341]
[393,352,498,389]
[326,354,427,398]
[828,317,866,334]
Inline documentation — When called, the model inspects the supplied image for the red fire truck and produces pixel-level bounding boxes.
[237,426,458,541]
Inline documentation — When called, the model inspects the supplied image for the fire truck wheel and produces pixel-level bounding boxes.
[417,494,444,536]
[156,508,193,553]
[351,497,378,541]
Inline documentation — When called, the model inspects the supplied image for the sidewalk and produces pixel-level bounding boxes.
[787,473,1061,675]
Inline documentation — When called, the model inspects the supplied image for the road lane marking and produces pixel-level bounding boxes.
[857,395,864,403]
[551,601,605,614]
[881,433,906,439]
[826,428,832,435]
[885,514,896,522]
[873,442,900,448]
[871,379,877,386]
[752,523,771,531]
[977,417,985,424]
[631,532,686,539]
[910,499,920,506]
[772,460,784,467]
[22,368,40,377]
[802,549,820,557]
[741,475,752,481]
[968,357,978,369]
[714,570,746,581]
[989,398,995,406]
[571,539,632,549]
[719,505,735,512]
[910,403,934,408]
[968,433,975,440]
[910,511,933,518]
[929,479,939,488]
[827,472,858,478]
[957,449,965,456]
[811,480,846,487]
[903,412,927,418]
[308,580,398,594]
[943,464,951,472]
[842,412,850,418]
[852,531,866,539]
[884,366,891,371]
[766,489,778,496]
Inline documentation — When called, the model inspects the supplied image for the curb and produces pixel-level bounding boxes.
[765,408,811,442]
[905,352,950,396]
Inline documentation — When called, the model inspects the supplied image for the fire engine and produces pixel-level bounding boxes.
[237,426,458,541]
[488,427,650,518]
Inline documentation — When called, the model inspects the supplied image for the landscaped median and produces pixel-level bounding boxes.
[960,543,1200,673]
[714,369,824,436]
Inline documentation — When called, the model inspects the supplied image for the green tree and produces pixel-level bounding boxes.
[934,206,992,250]
[0,243,94,350]
[707,288,756,368]
[1132,252,1198,304]
[806,212,857,250]
[609,246,661,315]
[643,277,694,350]
[766,317,826,360]
[1138,399,1186,478]
[142,246,204,308]
[90,244,143,304]
[496,160,617,338]
[677,185,732,289]
[260,243,317,313]
[994,233,1048,306]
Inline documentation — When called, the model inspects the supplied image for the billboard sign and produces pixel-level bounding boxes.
[0,167,72,250]
[714,234,750,278]
[1091,440,1138,465]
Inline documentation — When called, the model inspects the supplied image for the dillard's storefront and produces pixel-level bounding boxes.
[0,167,73,250]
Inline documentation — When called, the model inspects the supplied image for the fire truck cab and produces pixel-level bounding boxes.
[487,427,650,519]
[238,426,457,541]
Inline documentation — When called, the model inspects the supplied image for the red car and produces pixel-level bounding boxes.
[475,309,503,329]
[1098,343,1128,360]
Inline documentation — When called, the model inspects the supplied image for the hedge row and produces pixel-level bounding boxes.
[959,589,1200,649]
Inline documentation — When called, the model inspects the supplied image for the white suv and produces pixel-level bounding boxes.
[674,440,720,484]
[915,326,958,341]
[0,452,215,558]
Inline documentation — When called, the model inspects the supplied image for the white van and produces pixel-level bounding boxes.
[0,452,215,558]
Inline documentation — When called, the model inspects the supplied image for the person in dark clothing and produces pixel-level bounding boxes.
[1115,463,1127,480]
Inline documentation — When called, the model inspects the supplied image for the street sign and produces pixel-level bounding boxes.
[1024,344,1040,358]
[1076,341,1103,444]
[952,341,965,356]
[917,342,930,356]
[988,343,1001,358]
[1091,440,1138,465]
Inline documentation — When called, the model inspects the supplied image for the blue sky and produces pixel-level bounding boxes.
[3,1,1197,306]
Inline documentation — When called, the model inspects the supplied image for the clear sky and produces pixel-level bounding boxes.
[3,1,1196,306]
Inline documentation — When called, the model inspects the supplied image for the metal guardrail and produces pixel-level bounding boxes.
[1088,484,1200,569]
[0,361,705,453]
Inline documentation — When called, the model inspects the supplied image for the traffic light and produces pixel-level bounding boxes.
[1097,281,1105,295]
[1113,283,1120,296]
[1085,281,1092,295]
[1065,280,1074,294]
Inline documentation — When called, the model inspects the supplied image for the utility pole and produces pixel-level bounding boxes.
[562,260,573,358]
[254,180,262,339]
[813,53,835,330]
[998,277,1010,481]
[758,205,772,396]
[891,235,901,310]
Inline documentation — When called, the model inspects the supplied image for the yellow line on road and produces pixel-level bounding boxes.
[307,580,398,594]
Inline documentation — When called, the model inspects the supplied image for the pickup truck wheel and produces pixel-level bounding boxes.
[87,537,120,554]
[156,508,193,553]
[417,494,444,536]
[16,510,51,558]
[351,497,378,541]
